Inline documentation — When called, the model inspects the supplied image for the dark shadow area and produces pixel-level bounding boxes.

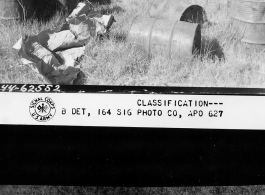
[0,46,5,58]
[18,0,78,22]
[200,37,225,61]
[30,0,72,21]
[89,0,111,5]
[73,70,87,85]
[98,5,125,15]
[112,32,127,43]
[13,0,117,22]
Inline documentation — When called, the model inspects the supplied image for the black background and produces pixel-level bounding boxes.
[1,125,265,186]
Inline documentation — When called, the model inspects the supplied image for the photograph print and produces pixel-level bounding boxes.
[1,0,264,88]
[1,0,265,194]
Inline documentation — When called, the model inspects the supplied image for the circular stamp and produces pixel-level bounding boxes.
[29,97,56,122]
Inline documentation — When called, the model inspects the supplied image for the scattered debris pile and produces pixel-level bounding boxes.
[13,2,115,85]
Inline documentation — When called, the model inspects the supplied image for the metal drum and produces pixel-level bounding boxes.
[228,0,265,51]
[0,0,22,23]
[149,0,207,25]
[128,16,201,59]
[0,0,35,23]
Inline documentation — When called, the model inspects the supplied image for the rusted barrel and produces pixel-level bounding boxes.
[149,0,207,25]
[128,16,201,59]
[228,0,265,51]
[0,0,22,23]
[0,0,34,23]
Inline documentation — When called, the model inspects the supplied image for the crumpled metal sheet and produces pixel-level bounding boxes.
[67,2,101,21]
[13,2,115,85]
[16,34,82,84]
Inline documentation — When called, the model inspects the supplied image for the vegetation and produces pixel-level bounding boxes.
[1,0,265,87]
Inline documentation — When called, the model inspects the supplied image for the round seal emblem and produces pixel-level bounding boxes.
[29,97,56,122]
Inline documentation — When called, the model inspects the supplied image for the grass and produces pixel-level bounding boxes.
[1,0,265,87]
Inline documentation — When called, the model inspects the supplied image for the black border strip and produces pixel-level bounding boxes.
[1,125,265,186]
[1,84,265,95]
